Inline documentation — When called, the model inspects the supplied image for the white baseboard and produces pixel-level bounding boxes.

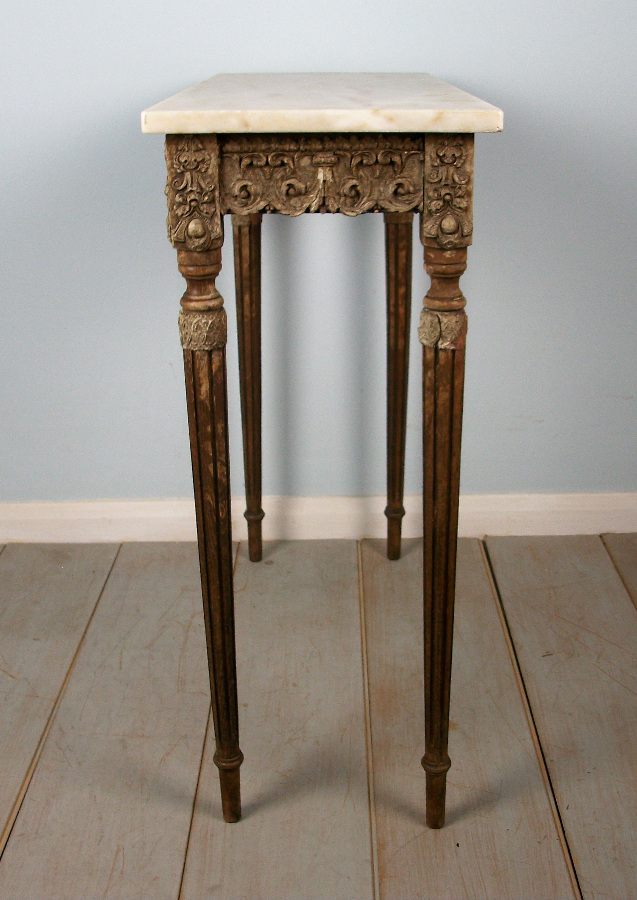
[0,493,635,543]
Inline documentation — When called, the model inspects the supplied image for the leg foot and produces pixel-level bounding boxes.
[425,772,447,829]
[245,510,265,562]
[385,507,405,561]
[216,756,244,823]
[422,753,451,828]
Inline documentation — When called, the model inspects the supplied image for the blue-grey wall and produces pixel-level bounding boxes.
[2,0,635,501]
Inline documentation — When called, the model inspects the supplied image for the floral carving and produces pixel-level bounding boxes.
[422,135,473,249]
[165,135,222,251]
[219,135,424,216]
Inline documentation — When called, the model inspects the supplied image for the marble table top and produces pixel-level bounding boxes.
[141,73,503,135]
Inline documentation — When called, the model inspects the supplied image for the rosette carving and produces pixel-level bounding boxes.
[422,135,473,249]
[220,135,424,216]
[165,135,222,251]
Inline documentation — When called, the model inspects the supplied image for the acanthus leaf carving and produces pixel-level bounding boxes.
[422,135,474,249]
[225,148,323,215]
[165,135,222,251]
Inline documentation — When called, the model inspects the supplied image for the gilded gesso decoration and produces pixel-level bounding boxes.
[165,135,222,251]
[219,135,424,216]
[178,309,227,351]
[422,135,473,249]
[418,308,466,350]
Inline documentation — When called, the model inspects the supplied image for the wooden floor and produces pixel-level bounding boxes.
[0,535,635,899]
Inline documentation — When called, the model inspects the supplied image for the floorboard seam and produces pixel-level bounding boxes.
[178,707,212,900]
[0,542,123,861]
[599,533,637,611]
[178,541,241,898]
[358,541,380,900]
[479,539,583,900]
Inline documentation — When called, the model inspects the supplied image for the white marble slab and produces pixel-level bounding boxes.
[141,73,503,134]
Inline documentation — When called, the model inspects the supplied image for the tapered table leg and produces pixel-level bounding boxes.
[419,134,473,828]
[165,136,243,823]
[419,257,466,827]
[233,213,264,562]
[384,212,413,560]
[179,244,243,823]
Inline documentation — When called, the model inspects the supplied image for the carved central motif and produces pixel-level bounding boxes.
[219,135,424,216]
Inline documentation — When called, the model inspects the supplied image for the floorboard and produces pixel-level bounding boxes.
[179,540,374,900]
[2,536,634,898]
[0,543,212,900]
[486,535,637,900]
[0,543,118,852]
[361,538,575,900]
[602,532,637,608]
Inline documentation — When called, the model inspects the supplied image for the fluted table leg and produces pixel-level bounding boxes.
[233,213,264,562]
[165,135,243,823]
[179,244,243,823]
[419,134,474,828]
[384,212,413,560]
[420,261,466,828]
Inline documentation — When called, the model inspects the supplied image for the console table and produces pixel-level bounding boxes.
[142,73,503,828]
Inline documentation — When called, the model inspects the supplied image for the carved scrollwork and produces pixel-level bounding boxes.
[329,145,424,215]
[222,147,322,215]
[219,135,424,216]
[422,135,473,249]
[165,135,222,251]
